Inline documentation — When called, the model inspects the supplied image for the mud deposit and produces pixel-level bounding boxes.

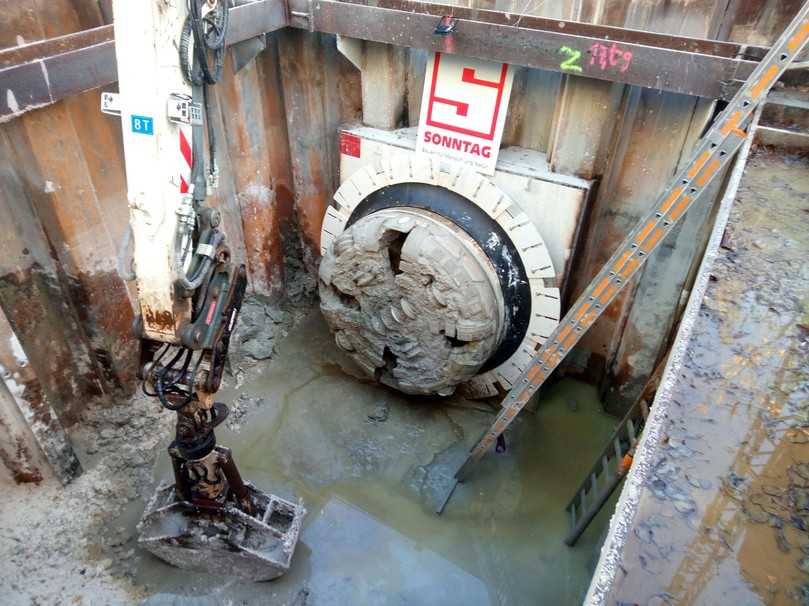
[599,148,809,605]
[134,312,619,605]
[1,305,619,605]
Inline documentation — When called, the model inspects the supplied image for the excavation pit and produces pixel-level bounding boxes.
[123,311,618,604]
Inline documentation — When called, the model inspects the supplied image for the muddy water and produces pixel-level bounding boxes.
[125,311,620,605]
[603,149,809,606]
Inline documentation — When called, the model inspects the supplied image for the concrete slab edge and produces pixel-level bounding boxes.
[583,105,763,606]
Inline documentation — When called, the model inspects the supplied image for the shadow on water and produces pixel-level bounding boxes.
[125,311,621,605]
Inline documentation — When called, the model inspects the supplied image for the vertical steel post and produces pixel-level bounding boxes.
[112,0,193,343]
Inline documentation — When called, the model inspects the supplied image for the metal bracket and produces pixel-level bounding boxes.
[288,0,314,31]
[100,91,121,116]
[434,16,458,35]
[167,93,203,126]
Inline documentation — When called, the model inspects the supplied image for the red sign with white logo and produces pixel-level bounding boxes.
[416,53,514,175]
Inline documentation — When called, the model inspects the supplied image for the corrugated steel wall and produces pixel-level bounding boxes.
[0,0,798,441]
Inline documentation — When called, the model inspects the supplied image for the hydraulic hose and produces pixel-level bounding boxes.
[174,229,225,291]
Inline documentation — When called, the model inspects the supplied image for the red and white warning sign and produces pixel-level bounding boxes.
[416,52,514,175]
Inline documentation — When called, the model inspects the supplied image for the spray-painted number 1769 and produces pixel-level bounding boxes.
[559,43,633,74]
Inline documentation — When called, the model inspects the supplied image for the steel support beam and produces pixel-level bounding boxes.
[0,0,288,122]
[0,0,773,122]
[295,0,759,99]
[328,0,766,60]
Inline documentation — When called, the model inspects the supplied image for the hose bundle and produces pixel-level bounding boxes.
[180,0,229,86]
[175,1,229,291]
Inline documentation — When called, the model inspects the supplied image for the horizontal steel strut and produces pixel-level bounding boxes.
[0,0,780,121]
[449,0,809,488]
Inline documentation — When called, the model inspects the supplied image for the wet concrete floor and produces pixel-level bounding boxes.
[122,311,621,605]
[600,148,809,605]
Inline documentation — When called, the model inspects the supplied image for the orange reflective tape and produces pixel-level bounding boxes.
[557,324,573,344]
[669,195,691,221]
[697,158,721,187]
[620,257,640,280]
[562,331,578,350]
[635,221,656,246]
[583,308,598,326]
[787,21,809,51]
[660,187,684,214]
[530,371,546,386]
[613,250,633,274]
[526,366,542,381]
[751,65,779,100]
[574,303,590,321]
[641,227,666,254]
[720,111,743,136]
[592,277,611,299]
[687,151,711,179]
[599,285,618,306]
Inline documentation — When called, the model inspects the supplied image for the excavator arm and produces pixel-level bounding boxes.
[106,0,304,580]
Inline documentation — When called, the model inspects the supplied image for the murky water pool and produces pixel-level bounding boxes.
[125,312,620,605]
[600,149,809,606]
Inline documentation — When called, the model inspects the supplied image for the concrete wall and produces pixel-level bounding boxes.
[0,0,800,480]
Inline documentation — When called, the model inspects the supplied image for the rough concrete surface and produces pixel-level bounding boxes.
[0,393,171,605]
[591,148,809,605]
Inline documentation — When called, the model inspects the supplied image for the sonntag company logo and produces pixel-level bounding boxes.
[416,52,515,175]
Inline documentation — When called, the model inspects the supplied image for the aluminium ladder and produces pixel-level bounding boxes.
[565,359,666,544]
[564,396,649,546]
[446,2,809,503]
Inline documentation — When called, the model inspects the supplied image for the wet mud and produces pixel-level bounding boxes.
[128,311,620,605]
[602,148,809,605]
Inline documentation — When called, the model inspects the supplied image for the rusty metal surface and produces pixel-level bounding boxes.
[0,24,112,68]
[588,137,809,604]
[0,0,801,425]
[278,29,362,265]
[297,0,758,99]
[0,0,289,122]
[0,116,115,422]
[0,0,772,122]
[348,0,768,58]
[214,49,287,296]
[0,310,82,485]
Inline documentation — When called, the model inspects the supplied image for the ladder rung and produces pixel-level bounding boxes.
[613,437,623,462]
[612,438,624,463]
[564,472,626,546]
[640,399,650,420]
[627,418,637,447]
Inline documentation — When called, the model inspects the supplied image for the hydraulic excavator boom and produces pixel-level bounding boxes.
[105,0,304,580]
